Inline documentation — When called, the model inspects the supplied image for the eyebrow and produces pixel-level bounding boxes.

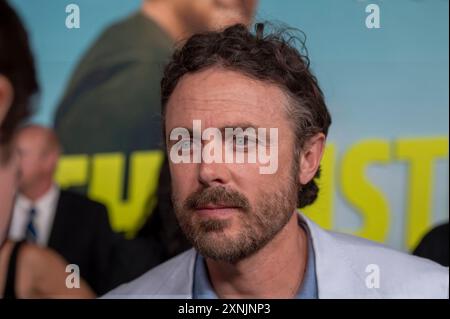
[166,122,264,145]
[184,122,261,135]
[219,122,260,130]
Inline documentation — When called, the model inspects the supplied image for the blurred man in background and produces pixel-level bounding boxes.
[9,125,118,295]
[54,0,258,280]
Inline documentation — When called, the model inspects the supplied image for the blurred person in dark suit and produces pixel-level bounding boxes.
[9,125,120,295]
[413,222,449,267]
[54,0,258,280]
[0,0,94,298]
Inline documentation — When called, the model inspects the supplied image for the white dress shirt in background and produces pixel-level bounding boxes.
[8,184,60,246]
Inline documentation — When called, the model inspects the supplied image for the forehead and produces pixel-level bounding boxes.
[16,129,45,148]
[165,67,289,129]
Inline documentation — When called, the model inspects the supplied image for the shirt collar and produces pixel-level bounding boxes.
[17,184,58,207]
[16,184,59,210]
[192,213,318,299]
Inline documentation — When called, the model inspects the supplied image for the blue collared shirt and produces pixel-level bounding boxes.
[192,219,318,299]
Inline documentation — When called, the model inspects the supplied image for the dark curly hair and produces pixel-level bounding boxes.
[0,0,38,146]
[161,23,331,208]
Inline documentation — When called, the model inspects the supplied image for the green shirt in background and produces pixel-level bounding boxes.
[55,12,173,154]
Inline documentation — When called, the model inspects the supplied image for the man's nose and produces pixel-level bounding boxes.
[198,160,231,187]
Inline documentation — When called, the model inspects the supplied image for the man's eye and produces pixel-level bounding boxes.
[235,136,245,146]
[180,139,192,151]
[234,136,256,151]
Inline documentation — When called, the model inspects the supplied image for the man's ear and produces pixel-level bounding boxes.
[0,75,14,125]
[298,133,326,185]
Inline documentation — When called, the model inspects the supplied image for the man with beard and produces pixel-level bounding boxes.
[103,23,448,299]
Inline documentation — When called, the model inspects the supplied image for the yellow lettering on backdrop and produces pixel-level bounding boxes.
[340,140,390,243]
[88,151,164,235]
[55,155,89,188]
[395,137,448,250]
[303,144,336,230]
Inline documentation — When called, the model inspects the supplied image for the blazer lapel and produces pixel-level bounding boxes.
[301,213,381,298]
[47,190,65,249]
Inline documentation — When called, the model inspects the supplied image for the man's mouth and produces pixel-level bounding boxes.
[194,203,240,217]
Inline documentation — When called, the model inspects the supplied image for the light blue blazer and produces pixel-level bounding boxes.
[103,213,449,299]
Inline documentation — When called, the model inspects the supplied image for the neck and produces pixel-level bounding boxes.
[206,213,308,298]
[141,0,190,42]
[21,179,53,203]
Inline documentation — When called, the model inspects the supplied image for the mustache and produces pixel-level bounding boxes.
[183,186,250,211]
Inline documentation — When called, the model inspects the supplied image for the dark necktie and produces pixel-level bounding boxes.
[25,207,38,243]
